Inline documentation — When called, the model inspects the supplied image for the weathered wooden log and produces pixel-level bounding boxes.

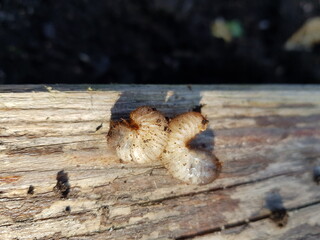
[0,85,319,240]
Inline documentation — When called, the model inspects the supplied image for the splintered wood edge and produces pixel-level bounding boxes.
[0,85,320,239]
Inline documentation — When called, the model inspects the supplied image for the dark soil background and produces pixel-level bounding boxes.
[1,0,320,84]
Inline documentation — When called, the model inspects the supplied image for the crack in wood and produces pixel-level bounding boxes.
[134,171,303,207]
[0,170,302,229]
[0,169,303,204]
[176,200,320,240]
[4,139,100,150]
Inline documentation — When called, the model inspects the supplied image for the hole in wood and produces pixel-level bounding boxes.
[53,170,70,198]
[27,185,34,195]
[265,192,288,227]
[65,206,71,213]
[95,123,103,131]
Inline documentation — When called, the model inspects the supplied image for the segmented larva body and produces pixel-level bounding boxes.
[107,107,221,185]
[161,112,221,185]
[107,106,168,163]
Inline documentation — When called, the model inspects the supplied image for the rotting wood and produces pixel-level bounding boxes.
[0,85,320,240]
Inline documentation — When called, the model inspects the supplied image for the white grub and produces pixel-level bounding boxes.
[161,112,221,185]
[107,107,221,185]
[107,106,168,163]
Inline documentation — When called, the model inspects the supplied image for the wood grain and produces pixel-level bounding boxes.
[0,85,319,240]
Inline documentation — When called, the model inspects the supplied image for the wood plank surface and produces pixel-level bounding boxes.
[0,85,319,240]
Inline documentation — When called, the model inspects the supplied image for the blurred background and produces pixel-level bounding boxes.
[0,0,320,84]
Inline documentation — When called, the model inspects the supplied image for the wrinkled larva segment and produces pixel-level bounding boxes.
[107,106,169,163]
[161,112,221,185]
[107,107,221,185]
[107,122,134,162]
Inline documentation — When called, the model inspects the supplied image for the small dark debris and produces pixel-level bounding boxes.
[53,170,70,198]
[313,166,320,185]
[27,185,34,195]
[192,104,205,113]
[95,123,103,131]
[65,206,71,212]
[265,192,288,227]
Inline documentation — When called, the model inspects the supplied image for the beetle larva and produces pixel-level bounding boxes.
[107,106,169,163]
[161,112,221,185]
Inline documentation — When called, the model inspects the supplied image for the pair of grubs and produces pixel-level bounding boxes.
[107,106,221,185]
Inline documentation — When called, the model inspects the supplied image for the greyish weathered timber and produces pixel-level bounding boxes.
[0,85,319,240]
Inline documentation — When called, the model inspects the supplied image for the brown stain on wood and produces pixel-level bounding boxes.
[220,156,270,177]
[216,126,320,150]
[255,114,320,128]
[0,176,21,184]
[6,145,64,156]
[67,151,120,167]
[2,197,53,222]
[159,193,240,238]
[292,128,320,137]
[223,103,317,109]
[99,205,110,227]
